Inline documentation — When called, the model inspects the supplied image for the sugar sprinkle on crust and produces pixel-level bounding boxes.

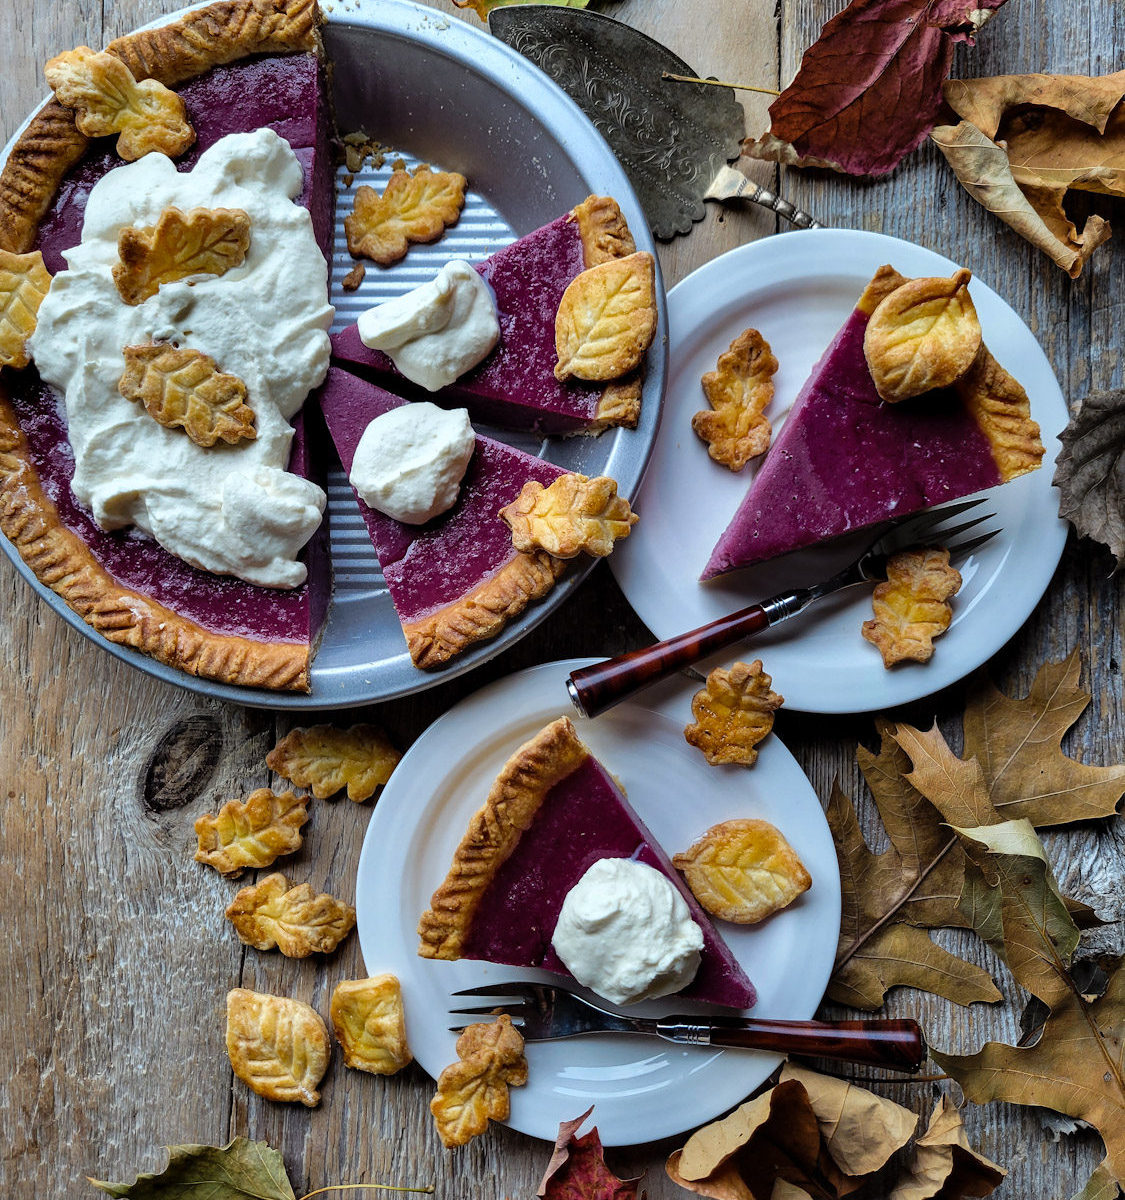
[862,546,962,667]
[266,723,401,801]
[499,473,637,559]
[0,249,52,370]
[330,975,412,1076]
[684,660,784,767]
[693,327,778,471]
[225,871,356,956]
[344,163,467,266]
[430,1015,528,1147]
[225,987,330,1107]
[194,788,309,876]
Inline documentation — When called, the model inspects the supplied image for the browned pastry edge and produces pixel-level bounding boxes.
[417,716,590,959]
[402,548,567,669]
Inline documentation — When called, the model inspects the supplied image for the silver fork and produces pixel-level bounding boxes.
[567,498,999,718]
[451,981,927,1072]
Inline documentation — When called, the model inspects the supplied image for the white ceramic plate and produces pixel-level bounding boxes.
[355,658,841,1146]
[611,229,1069,714]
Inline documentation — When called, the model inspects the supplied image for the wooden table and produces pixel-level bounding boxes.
[2,0,1122,1195]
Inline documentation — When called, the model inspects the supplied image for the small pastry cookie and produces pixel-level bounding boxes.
[499,473,637,559]
[225,988,329,1107]
[345,163,467,266]
[684,660,784,767]
[194,789,308,877]
[266,723,401,802]
[431,1015,528,1147]
[225,873,355,956]
[693,328,778,470]
[862,546,962,666]
[330,975,412,1076]
[0,249,52,369]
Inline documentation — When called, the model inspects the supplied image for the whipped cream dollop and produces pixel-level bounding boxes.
[350,403,475,524]
[29,127,333,588]
[551,858,704,1005]
[357,259,499,391]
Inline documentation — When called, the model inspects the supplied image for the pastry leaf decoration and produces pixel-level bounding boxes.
[538,1108,643,1200]
[88,1137,296,1199]
[1053,388,1125,571]
[430,1016,528,1147]
[266,723,401,801]
[113,207,251,306]
[500,473,638,559]
[0,249,51,370]
[683,660,783,767]
[225,872,355,957]
[344,163,467,266]
[453,0,590,21]
[118,343,255,447]
[861,546,962,667]
[194,789,309,877]
[44,46,195,161]
[692,327,778,471]
[330,975,413,1076]
[224,988,330,1108]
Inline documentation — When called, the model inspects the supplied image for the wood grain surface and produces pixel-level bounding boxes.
[1,0,1123,1196]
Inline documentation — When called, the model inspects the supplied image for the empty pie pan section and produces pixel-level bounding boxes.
[0,0,667,709]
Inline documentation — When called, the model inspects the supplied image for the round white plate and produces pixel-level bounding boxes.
[611,229,1069,714]
[355,657,840,1146]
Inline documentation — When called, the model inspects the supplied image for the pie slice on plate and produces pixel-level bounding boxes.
[416,715,758,1009]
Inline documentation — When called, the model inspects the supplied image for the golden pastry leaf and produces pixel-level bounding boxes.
[118,343,255,447]
[554,251,657,382]
[430,1015,528,1147]
[344,164,467,265]
[113,206,251,306]
[194,789,309,877]
[673,818,811,924]
[330,975,412,1076]
[692,328,778,471]
[0,249,51,370]
[861,547,962,667]
[266,723,401,802]
[225,988,329,1107]
[956,346,1045,482]
[888,1094,1006,1200]
[44,46,195,161]
[684,659,783,767]
[499,473,637,559]
[225,872,355,957]
[863,270,982,402]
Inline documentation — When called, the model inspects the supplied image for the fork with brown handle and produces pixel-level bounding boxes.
[452,981,926,1072]
[567,498,998,719]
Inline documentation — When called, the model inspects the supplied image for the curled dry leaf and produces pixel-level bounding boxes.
[684,660,783,767]
[861,547,962,667]
[1053,387,1125,571]
[430,1015,528,1147]
[500,473,637,559]
[888,1095,1005,1200]
[225,872,355,957]
[0,249,51,370]
[88,1137,296,1200]
[194,789,309,877]
[344,163,467,265]
[330,975,412,1076]
[44,46,195,161]
[266,723,401,801]
[692,328,778,470]
[225,988,330,1108]
[538,1107,643,1200]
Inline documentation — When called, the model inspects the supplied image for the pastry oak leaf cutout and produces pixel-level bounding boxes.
[266,723,401,802]
[330,975,413,1076]
[113,206,251,306]
[861,546,962,667]
[194,789,309,877]
[684,659,783,767]
[0,249,51,370]
[431,1015,528,1147]
[500,473,637,559]
[118,343,256,447]
[225,872,355,957]
[225,988,329,1108]
[693,327,778,470]
[344,163,467,266]
[44,46,195,162]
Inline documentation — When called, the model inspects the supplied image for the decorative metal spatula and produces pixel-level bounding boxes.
[488,5,820,239]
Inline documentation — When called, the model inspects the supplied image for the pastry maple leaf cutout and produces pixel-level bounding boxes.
[344,163,467,266]
[692,328,778,470]
[113,206,251,306]
[673,818,811,924]
[266,723,401,802]
[330,975,412,1076]
[225,872,355,957]
[0,249,51,370]
[194,789,309,877]
[430,1015,528,1147]
[499,473,638,559]
[554,251,657,382]
[225,988,329,1107]
[863,269,982,402]
[118,343,255,447]
[44,46,195,162]
[684,660,784,767]
[861,547,962,667]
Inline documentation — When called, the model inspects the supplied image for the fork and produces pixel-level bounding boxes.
[451,981,927,1072]
[567,498,998,718]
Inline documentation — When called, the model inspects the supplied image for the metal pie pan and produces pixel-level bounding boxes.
[0,0,667,710]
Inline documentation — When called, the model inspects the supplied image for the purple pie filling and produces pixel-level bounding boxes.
[461,754,757,1009]
[317,366,564,626]
[703,303,1003,579]
[331,214,612,434]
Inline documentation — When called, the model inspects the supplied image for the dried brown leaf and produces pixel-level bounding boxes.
[430,1015,527,1147]
[225,872,355,956]
[692,328,778,470]
[500,473,637,560]
[0,249,51,369]
[888,1095,1005,1200]
[861,547,962,667]
[266,723,401,802]
[344,164,466,265]
[1053,388,1125,571]
[224,988,329,1107]
[194,789,308,877]
[330,975,412,1075]
[684,660,783,767]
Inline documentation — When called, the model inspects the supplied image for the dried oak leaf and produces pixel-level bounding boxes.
[500,473,637,559]
[118,343,255,447]
[0,249,51,370]
[932,70,1125,277]
[344,164,467,265]
[113,207,251,306]
[225,988,330,1108]
[888,1095,1005,1200]
[330,975,412,1076]
[538,1107,643,1200]
[861,547,962,667]
[225,872,355,957]
[1053,388,1125,570]
[266,723,401,802]
[672,818,811,924]
[693,328,778,470]
[194,789,309,877]
[554,252,657,382]
[431,1015,528,1147]
[684,660,783,767]
[44,46,195,161]
[742,0,1009,177]
[88,1137,296,1200]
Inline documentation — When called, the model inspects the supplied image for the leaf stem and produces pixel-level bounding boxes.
[661,71,780,97]
[298,1186,435,1200]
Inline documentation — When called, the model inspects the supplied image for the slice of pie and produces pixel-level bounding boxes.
[417,716,757,1009]
[330,196,644,435]
[317,366,569,668]
[702,265,1045,579]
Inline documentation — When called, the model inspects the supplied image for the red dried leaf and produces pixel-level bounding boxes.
[744,0,1009,176]
[539,1108,644,1200]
